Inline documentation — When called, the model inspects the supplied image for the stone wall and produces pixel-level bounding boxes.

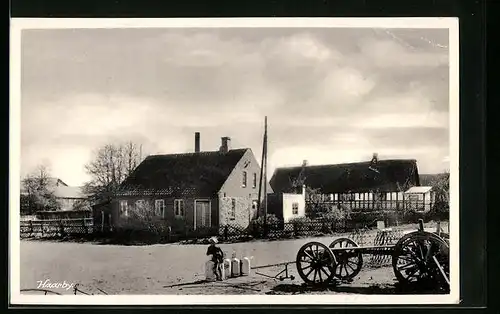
[219,196,257,229]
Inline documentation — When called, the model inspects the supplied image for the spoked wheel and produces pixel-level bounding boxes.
[392,231,450,292]
[329,238,363,281]
[296,241,336,285]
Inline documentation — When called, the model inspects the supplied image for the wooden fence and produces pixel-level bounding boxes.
[306,200,438,212]
[20,218,94,238]
[20,205,448,243]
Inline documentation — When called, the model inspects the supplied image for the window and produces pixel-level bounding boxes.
[340,194,355,201]
[251,200,258,210]
[374,192,387,201]
[252,173,257,188]
[119,200,128,217]
[292,202,299,215]
[242,171,247,187]
[230,198,236,220]
[155,199,165,217]
[174,199,185,217]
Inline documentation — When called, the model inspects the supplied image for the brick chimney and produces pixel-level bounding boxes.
[220,137,231,153]
[195,132,200,153]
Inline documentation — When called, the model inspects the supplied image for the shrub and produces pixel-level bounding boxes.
[288,216,313,234]
[320,203,352,222]
[114,201,170,243]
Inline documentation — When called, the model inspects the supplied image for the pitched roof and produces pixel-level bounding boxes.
[270,159,420,194]
[117,149,249,197]
[52,186,86,199]
[20,177,83,198]
[47,177,68,187]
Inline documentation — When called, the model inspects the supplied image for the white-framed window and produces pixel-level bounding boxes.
[155,199,165,217]
[252,173,257,188]
[174,199,185,217]
[230,198,236,220]
[242,171,247,188]
[119,200,128,217]
[340,194,355,201]
[292,202,299,215]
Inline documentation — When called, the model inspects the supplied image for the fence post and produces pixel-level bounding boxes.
[224,225,228,241]
[41,221,44,236]
[59,219,65,236]
[29,220,33,236]
[82,218,88,234]
[108,213,112,232]
[101,211,104,233]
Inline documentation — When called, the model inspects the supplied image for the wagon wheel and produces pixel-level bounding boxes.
[296,241,336,285]
[329,238,363,281]
[392,231,450,291]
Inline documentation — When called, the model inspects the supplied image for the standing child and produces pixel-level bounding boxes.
[206,237,224,281]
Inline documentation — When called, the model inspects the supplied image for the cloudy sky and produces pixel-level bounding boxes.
[20,27,450,186]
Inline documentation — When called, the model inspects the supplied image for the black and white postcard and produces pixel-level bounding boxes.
[10,18,459,305]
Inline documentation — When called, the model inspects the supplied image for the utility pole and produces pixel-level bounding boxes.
[263,116,268,236]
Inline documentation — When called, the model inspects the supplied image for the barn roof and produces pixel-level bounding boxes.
[270,159,420,194]
[52,186,86,199]
[116,149,249,197]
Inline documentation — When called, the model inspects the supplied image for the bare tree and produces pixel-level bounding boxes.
[21,164,59,214]
[83,141,144,202]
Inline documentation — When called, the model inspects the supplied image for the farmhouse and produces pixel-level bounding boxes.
[21,177,88,212]
[269,156,420,211]
[104,133,273,233]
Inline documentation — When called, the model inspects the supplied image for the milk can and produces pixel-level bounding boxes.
[231,257,241,277]
[205,260,216,281]
[240,257,251,276]
[223,258,232,280]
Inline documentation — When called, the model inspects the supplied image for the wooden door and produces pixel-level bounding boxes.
[195,200,211,229]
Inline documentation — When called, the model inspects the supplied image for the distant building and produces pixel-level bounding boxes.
[96,133,273,234]
[404,186,434,212]
[269,157,420,211]
[21,177,88,212]
[267,185,306,223]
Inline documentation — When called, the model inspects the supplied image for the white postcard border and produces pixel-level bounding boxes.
[9,17,460,305]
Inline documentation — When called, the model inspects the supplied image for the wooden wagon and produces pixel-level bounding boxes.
[294,219,450,291]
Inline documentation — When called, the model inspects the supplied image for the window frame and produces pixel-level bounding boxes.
[252,173,257,188]
[155,199,165,217]
[174,199,185,217]
[119,200,128,217]
[242,171,247,188]
[229,198,236,220]
[292,202,299,215]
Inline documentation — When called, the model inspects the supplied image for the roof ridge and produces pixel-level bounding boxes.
[275,159,417,170]
[146,148,249,159]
